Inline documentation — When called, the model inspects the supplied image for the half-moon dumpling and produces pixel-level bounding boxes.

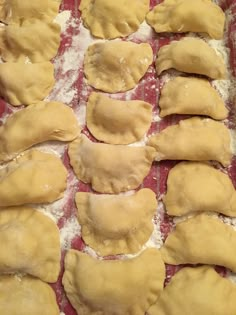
[79,0,149,39]
[86,92,152,144]
[0,62,55,106]
[148,266,236,315]
[0,275,60,315]
[161,214,236,272]
[146,0,225,39]
[0,20,61,62]
[164,162,236,217]
[148,117,232,166]
[84,41,153,93]
[159,77,228,119]
[63,249,165,315]
[75,189,157,255]
[0,150,67,207]
[0,101,80,163]
[69,135,155,193]
[0,0,61,24]
[0,206,60,282]
[156,38,226,79]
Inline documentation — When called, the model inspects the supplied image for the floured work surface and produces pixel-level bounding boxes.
[0,0,235,314]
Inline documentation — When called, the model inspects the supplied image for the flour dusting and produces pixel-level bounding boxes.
[60,216,81,249]
[54,10,71,33]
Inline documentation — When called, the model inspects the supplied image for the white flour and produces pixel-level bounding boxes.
[60,216,81,249]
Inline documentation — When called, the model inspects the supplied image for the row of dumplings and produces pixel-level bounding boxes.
[60,1,236,315]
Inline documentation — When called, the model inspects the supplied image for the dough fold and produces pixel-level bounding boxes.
[75,189,157,255]
[148,117,232,166]
[0,62,55,106]
[146,0,225,39]
[0,275,60,315]
[164,162,236,217]
[84,41,153,93]
[0,207,60,282]
[79,0,149,39]
[0,150,67,207]
[63,249,165,315]
[148,266,236,315]
[156,38,226,79]
[86,92,152,144]
[161,214,236,272]
[0,101,80,163]
[159,77,228,119]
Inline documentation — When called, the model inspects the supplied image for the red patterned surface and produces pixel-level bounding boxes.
[0,0,235,314]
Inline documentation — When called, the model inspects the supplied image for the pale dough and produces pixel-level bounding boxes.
[69,135,155,193]
[84,41,153,93]
[0,20,61,62]
[0,150,67,207]
[148,117,232,166]
[148,266,236,315]
[164,162,236,217]
[0,275,60,315]
[0,62,55,106]
[156,37,226,79]
[0,101,80,163]
[63,249,165,315]
[146,0,225,39]
[0,0,61,24]
[86,92,152,144]
[159,76,228,120]
[0,206,60,282]
[75,189,157,255]
[79,0,149,39]
[161,214,236,272]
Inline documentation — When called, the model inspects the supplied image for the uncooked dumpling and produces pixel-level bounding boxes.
[79,0,149,39]
[75,189,157,255]
[0,0,61,24]
[69,135,155,193]
[0,150,67,207]
[161,214,236,272]
[159,77,228,119]
[63,249,165,315]
[0,101,80,163]
[164,162,236,217]
[0,206,60,282]
[146,0,225,39]
[0,275,60,315]
[148,266,236,315]
[148,117,232,166]
[86,92,152,144]
[0,62,55,106]
[84,41,153,93]
[0,20,61,62]
[156,37,226,79]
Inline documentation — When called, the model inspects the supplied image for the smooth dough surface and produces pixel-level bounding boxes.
[164,162,236,217]
[69,135,155,193]
[148,266,236,315]
[0,62,55,106]
[156,37,226,79]
[0,275,59,315]
[0,150,67,207]
[84,41,153,93]
[0,20,61,62]
[86,92,152,144]
[75,189,157,255]
[148,117,232,166]
[63,249,165,315]
[0,101,80,163]
[0,207,60,282]
[0,0,61,24]
[159,76,228,119]
[146,0,225,39]
[79,0,149,39]
[161,214,236,272]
